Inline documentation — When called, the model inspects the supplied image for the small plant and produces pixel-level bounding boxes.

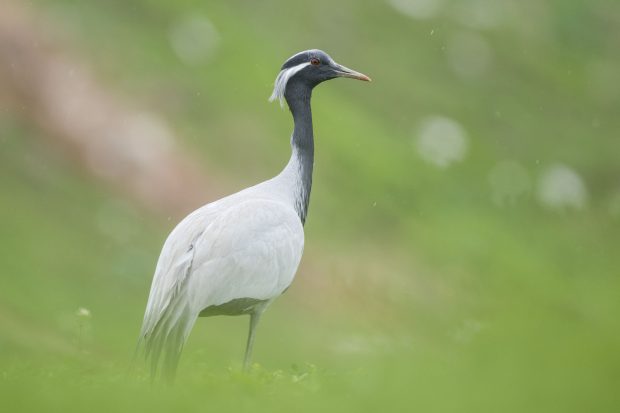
[75,307,92,353]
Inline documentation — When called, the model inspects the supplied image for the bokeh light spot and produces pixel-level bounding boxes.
[607,191,620,219]
[488,160,531,206]
[169,15,220,65]
[446,31,492,79]
[387,0,444,20]
[537,164,588,211]
[415,116,468,168]
[451,0,508,30]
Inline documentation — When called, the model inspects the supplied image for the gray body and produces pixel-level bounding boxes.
[138,49,370,379]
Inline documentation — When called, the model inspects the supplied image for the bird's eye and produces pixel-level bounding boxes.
[310,58,320,66]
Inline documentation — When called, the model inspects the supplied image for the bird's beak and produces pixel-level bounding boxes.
[333,63,372,82]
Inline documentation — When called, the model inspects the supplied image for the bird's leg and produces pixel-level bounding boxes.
[243,310,263,372]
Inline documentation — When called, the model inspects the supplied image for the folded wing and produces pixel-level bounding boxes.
[138,198,304,378]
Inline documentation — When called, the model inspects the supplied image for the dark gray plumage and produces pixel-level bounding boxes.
[271,49,371,223]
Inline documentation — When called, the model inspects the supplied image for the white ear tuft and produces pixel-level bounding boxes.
[269,62,310,108]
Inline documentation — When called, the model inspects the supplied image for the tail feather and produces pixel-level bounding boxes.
[139,289,198,381]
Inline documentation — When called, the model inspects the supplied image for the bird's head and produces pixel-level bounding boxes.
[269,49,371,107]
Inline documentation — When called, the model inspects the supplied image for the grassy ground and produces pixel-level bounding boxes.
[1,0,619,411]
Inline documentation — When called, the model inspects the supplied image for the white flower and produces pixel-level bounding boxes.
[76,307,91,318]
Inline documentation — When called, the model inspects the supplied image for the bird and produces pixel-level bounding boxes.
[138,49,370,379]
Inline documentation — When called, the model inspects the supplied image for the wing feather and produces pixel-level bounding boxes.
[138,196,304,379]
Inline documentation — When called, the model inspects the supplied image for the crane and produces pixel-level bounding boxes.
[138,49,370,379]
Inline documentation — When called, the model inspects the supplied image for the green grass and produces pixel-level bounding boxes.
[2,0,620,411]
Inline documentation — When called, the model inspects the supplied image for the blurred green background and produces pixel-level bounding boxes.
[1,0,619,411]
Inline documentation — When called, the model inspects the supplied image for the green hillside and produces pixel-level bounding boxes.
[1,1,619,412]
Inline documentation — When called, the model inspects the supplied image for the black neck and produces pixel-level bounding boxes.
[285,81,314,224]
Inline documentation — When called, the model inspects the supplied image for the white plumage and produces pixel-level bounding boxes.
[139,148,307,377]
[269,62,311,107]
